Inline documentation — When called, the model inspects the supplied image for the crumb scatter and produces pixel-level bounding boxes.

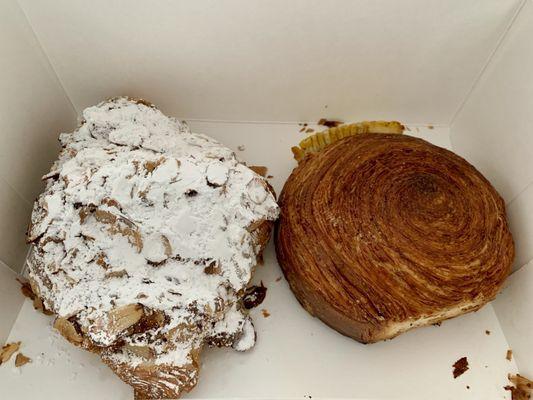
[452,357,469,379]
[0,342,21,365]
[15,353,31,367]
[317,118,342,128]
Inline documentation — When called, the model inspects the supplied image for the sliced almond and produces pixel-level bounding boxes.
[94,209,117,225]
[95,253,109,269]
[166,323,198,343]
[28,278,41,298]
[32,297,53,315]
[0,342,21,365]
[249,166,268,177]
[17,278,36,300]
[15,353,31,367]
[247,218,266,233]
[108,304,144,335]
[101,198,121,209]
[204,261,221,275]
[41,170,60,181]
[144,158,165,173]
[106,217,143,253]
[105,270,128,279]
[506,374,533,400]
[123,227,143,252]
[206,163,229,187]
[78,205,96,224]
[54,318,83,345]
[130,309,166,335]
[123,344,154,360]
[162,235,172,258]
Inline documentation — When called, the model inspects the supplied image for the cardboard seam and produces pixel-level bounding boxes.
[15,0,78,117]
[449,0,529,127]
[0,176,31,208]
[0,259,25,342]
[506,178,533,208]
[491,261,533,375]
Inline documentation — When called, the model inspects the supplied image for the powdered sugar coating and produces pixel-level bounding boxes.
[26,98,278,394]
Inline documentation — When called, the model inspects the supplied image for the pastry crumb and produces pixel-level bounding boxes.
[466,385,470,390]
[427,125,434,129]
[485,330,491,335]
[15,353,31,367]
[506,349,513,361]
[452,357,469,379]
[305,128,314,133]
[0,342,21,365]
[261,309,271,318]
[298,123,308,133]
[275,276,282,282]
[237,145,245,151]
[433,322,442,327]
[317,118,342,128]
[267,175,273,179]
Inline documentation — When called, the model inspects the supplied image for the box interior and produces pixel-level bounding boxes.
[1,0,532,398]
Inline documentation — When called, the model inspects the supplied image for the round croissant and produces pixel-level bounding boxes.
[276,133,514,343]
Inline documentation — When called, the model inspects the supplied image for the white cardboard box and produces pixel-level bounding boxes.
[1,1,532,399]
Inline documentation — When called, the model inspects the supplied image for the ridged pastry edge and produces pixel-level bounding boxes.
[291,121,404,162]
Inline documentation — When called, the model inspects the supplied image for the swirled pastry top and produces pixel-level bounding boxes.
[276,132,514,343]
[27,98,279,357]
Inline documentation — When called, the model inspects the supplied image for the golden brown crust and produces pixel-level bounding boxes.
[276,133,514,343]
